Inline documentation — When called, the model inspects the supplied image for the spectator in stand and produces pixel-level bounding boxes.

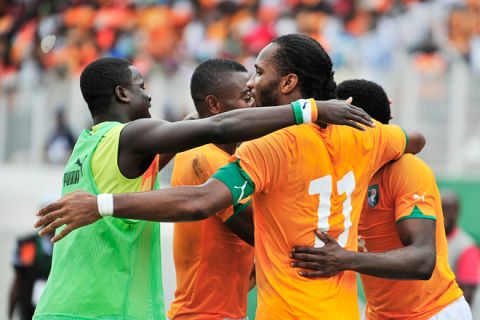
[45,109,75,164]
[0,0,468,82]
[442,189,480,307]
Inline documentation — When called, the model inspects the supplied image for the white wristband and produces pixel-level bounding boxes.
[97,194,114,217]
[298,99,312,123]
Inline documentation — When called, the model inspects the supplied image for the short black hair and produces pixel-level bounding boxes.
[190,58,247,103]
[272,34,336,100]
[80,57,132,117]
[336,79,391,124]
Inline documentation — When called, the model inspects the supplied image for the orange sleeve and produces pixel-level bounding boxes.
[235,130,294,194]
[384,155,437,222]
[171,150,235,222]
[370,122,407,173]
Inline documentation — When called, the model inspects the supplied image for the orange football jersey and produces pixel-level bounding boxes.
[221,122,407,319]
[358,154,462,320]
[167,144,254,320]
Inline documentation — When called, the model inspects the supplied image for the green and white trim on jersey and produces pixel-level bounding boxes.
[396,205,437,223]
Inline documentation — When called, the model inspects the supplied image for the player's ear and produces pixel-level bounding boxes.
[280,73,298,95]
[205,95,221,115]
[115,85,130,103]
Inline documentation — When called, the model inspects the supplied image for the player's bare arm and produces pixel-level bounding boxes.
[120,98,374,156]
[35,178,234,242]
[155,112,200,171]
[148,100,373,172]
[35,128,424,243]
[290,218,436,280]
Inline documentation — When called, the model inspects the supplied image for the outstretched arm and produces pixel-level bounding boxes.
[121,99,374,155]
[290,218,436,280]
[36,138,265,242]
[35,178,234,242]
[113,178,232,221]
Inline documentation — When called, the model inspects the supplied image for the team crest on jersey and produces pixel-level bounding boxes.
[367,184,379,207]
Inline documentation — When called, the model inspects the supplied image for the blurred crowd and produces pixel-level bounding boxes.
[1,0,480,87]
[3,2,480,319]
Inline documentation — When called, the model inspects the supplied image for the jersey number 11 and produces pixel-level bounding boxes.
[308,171,356,248]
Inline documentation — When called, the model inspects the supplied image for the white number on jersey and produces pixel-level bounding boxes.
[308,171,356,248]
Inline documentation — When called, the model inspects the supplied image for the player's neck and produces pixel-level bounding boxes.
[93,109,130,125]
[279,91,302,106]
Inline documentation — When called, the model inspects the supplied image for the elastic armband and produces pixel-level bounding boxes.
[212,160,255,205]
